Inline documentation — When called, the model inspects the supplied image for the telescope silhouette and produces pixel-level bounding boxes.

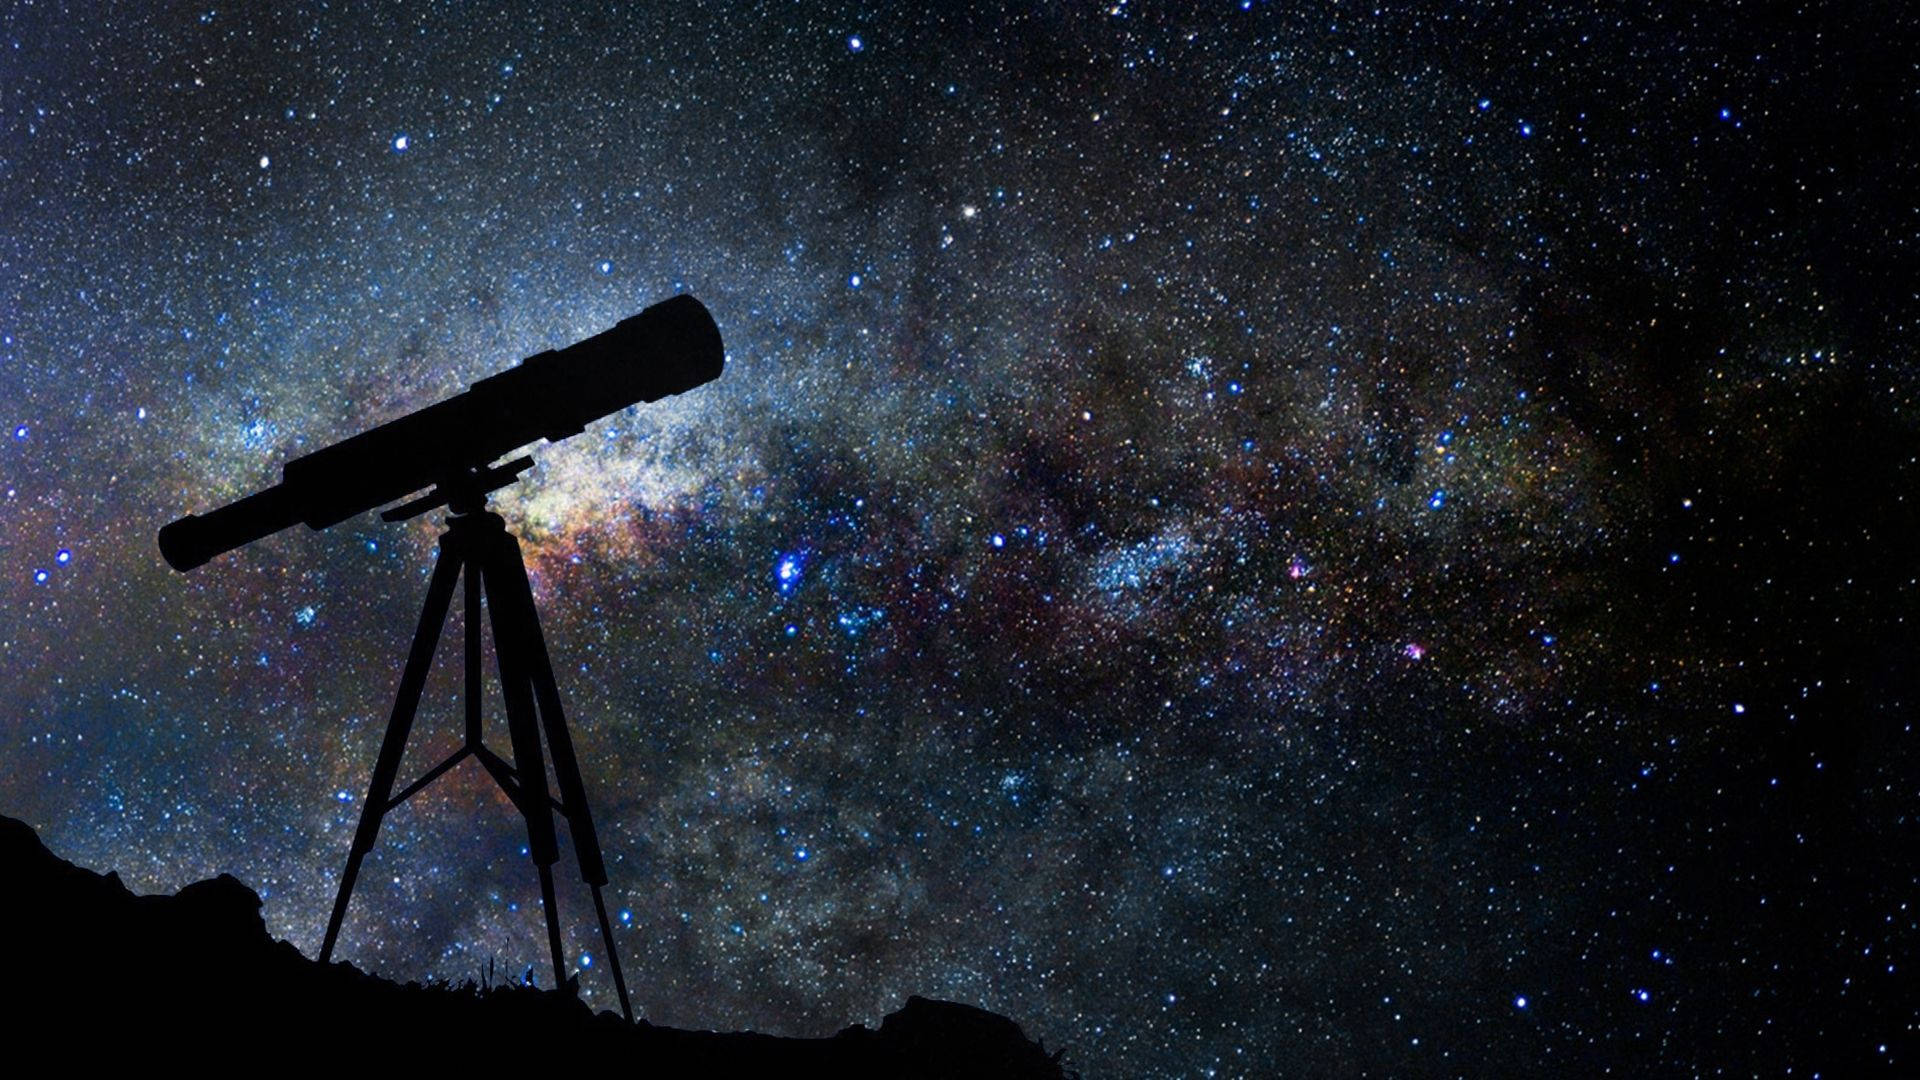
[159,293,723,570]
[158,293,725,1024]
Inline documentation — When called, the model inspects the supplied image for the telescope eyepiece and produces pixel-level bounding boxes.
[159,484,302,571]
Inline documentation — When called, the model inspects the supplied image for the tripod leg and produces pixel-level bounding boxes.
[465,547,483,747]
[492,534,634,1020]
[494,543,609,881]
[475,525,567,991]
[321,537,463,963]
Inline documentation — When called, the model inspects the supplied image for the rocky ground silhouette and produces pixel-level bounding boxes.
[0,815,1073,1076]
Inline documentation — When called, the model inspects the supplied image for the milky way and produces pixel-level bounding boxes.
[3,4,1915,1075]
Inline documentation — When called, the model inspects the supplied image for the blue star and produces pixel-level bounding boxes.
[775,552,804,592]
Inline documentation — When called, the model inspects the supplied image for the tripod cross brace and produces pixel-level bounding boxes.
[319,472,633,1022]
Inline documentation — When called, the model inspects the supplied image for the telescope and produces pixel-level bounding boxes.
[159,293,725,1025]
[159,293,723,571]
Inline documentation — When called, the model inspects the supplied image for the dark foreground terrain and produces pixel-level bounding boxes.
[0,815,1071,1076]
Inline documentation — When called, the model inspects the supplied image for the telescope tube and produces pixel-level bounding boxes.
[159,294,722,571]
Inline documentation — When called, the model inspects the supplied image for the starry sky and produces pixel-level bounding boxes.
[3,2,1916,1075]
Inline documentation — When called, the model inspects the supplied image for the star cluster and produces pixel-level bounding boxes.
[2,3,1915,1075]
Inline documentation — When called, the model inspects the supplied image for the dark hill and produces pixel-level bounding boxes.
[0,815,1072,1076]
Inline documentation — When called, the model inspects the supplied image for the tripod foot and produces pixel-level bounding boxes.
[319,846,369,963]
[538,862,567,992]
[591,884,635,1022]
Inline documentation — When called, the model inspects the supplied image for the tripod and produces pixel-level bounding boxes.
[318,461,633,1021]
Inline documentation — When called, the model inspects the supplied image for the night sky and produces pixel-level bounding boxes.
[3,3,1916,1075]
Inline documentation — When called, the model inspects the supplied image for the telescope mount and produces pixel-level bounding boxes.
[318,457,634,1022]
